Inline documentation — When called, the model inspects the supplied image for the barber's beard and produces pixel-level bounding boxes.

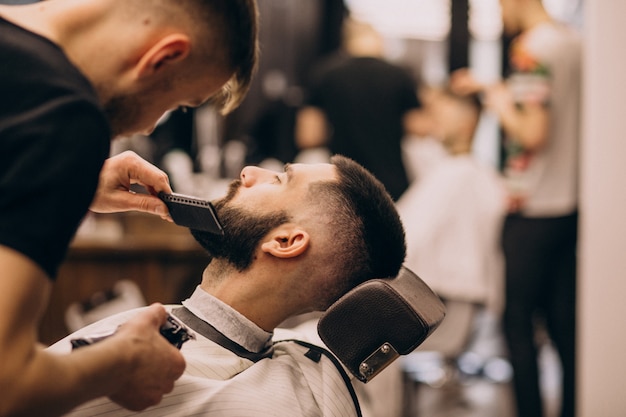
[102,94,142,138]
[190,180,290,271]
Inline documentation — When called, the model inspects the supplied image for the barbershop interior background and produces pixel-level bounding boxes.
[7,0,624,415]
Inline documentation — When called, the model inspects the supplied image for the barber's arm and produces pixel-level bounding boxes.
[483,83,550,152]
[89,151,173,221]
[0,247,185,417]
[451,69,550,152]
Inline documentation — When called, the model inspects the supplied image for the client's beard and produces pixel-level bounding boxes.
[190,181,290,271]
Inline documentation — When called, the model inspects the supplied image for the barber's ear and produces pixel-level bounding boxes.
[261,226,310,258]
[135,34,191,78]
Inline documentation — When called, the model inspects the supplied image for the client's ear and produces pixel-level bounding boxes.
[261,225,310,258]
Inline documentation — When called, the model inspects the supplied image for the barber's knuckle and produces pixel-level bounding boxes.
[137,198,152,212]
[157,171,170,185]
[163,379,176,394]
[173,356,186,377]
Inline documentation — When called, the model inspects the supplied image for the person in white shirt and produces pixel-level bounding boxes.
[50,155,407,417]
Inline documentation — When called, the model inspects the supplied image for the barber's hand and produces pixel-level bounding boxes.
[107,304,186,411]
[90,151,173,221]
[483,83,515,113]
[449,68,484,96]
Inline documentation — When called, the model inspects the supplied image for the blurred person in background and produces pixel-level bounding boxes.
[397,88,507,317]
[451,0,581,416]
[295,17,428,201]
[0,0,258,415]
[396,89,507,381]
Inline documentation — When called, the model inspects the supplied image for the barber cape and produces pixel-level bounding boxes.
[396,153,507,313]
[48,288,362,417]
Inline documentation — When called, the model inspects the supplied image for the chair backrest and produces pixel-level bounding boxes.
[317,266,446,382]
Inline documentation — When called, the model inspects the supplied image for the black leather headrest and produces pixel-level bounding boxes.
[317,266,446,382]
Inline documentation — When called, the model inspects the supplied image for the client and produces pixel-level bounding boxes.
[50,155,406,417]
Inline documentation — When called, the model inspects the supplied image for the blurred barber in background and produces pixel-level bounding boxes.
[451,0,581,416]
[295,17,427,201]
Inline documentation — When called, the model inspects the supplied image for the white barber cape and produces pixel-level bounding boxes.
[48,287,361,417]
[396,154,507,313]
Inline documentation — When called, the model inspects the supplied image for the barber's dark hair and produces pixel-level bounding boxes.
[310,155,406,303]
[178,0,259,114]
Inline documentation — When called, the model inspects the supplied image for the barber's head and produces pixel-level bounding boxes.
[499,0,545,36]
[191,155,406,309]
[99,0,259,137]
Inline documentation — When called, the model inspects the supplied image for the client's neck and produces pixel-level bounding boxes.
[198,259,293,332]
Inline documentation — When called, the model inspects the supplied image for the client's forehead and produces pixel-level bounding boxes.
[289,163,337,186]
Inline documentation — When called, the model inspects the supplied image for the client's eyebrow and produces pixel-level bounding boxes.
[283,163,294,184]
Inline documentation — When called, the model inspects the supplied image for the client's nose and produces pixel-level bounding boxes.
[240,166,274,187]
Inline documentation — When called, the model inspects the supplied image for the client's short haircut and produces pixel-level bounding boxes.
[308,155,407,305]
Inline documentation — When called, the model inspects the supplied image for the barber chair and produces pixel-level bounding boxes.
[317,266,446,383]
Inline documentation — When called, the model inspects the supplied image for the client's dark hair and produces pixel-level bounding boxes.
[309,155,406,304]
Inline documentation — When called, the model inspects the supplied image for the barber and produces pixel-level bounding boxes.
[0,0,259,415]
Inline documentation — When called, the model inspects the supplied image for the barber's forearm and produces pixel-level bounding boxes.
[0,274,118,416]
[4,320,183,417]
[482,82,550,151]
[0,250,183,416]
[1,345,120,417]
[497,103,549,151]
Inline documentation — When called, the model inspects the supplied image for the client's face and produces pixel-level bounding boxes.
[190,163,337,271]
[190,179,289,271]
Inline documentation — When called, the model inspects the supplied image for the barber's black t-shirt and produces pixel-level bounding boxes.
[0,17,111,279]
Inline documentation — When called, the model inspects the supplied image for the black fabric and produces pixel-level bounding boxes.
[502,212,578,417]
[0,17,111,279]
[305,55,421,200]
[171,307,274,362]
[448,0,470,73]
